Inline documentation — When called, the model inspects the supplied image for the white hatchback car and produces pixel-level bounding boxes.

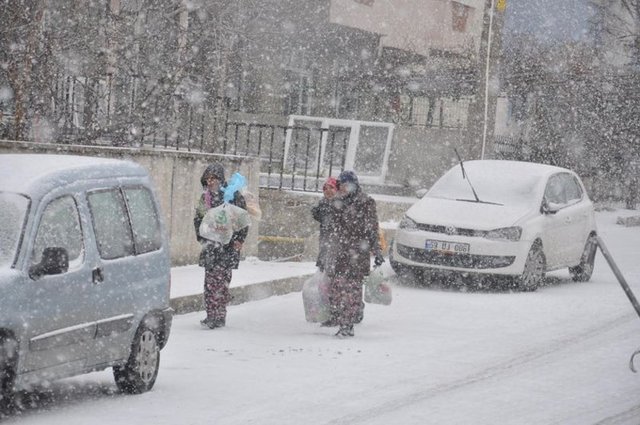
[390,160,597,291]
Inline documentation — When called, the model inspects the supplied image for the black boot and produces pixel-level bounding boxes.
[200,317,225,329]
[355,301,365,323]
[335,324,354,337]
[320,317,338,327]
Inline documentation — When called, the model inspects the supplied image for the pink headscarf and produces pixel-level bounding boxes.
[323,177,338,190]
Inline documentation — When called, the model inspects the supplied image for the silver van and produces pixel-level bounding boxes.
[0,154,172,405]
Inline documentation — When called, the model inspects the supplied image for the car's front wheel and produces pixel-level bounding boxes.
[518,242,546,292]
[114,322,160,394]
[569,234,597,282]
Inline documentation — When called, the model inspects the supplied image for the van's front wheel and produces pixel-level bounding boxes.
[0,337,17,413]
[114,323,160,394]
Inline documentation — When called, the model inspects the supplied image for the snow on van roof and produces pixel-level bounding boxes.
[0,154,147,195]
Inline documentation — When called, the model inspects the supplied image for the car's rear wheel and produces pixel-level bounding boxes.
[113,323,160,394]
[518,243,545,292]
[569,234,597,282]
[0,337,17,413]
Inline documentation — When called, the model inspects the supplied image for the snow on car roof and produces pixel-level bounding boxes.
[0,154,147,196]
[460,160,570,178]
[426,160,573,207]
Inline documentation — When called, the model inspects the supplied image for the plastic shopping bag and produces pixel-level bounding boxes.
[363,268,392,305]
[302,271,330,322]
[199,204,234,244]
[199,203,250,244]
[243,190,262,221]
[223,172,247,203]
[226,203,251,232]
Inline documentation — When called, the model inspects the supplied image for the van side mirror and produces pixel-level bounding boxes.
[29,247,69,280]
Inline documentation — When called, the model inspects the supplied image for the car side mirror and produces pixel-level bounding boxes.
[29,247,69,280]
[415,188,428,198]
[541,200,562,215]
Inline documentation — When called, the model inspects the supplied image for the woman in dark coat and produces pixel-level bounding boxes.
[326,170,384,337]
[194,163,248,329]
[311,177,338,272]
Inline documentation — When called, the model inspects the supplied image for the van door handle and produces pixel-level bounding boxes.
[92,267,104,284]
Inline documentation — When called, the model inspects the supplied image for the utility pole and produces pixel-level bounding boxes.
[466,0,506,159]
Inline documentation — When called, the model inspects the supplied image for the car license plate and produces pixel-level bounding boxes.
[425,239,470,254]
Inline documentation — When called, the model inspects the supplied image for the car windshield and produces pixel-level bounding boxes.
[0,192,30,268]
[427,164,543,206]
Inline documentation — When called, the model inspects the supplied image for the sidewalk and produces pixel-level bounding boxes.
[170,257,317,314]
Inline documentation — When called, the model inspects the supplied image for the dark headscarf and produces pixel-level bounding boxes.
[338,170,358,186]
[338,170,360,202]
[200,163,226,187]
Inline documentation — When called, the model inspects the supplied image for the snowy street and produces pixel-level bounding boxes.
[4,209,640,425]
[4,0,640,423]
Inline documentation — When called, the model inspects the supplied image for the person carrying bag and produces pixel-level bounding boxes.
[194,164,250,329]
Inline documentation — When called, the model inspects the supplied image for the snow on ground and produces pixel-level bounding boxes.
[170,257,317,298]
[4,209,640,425]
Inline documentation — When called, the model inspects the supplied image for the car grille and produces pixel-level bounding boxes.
[396,244,515,269]
[415,223,484,237]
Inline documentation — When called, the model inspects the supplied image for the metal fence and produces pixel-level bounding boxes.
[493,135,524,160]
[221,123,350,192]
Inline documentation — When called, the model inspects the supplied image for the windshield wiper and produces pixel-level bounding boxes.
[453,149,502,206]
[455,198,503,206]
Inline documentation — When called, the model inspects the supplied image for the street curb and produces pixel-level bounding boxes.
[170,273,315,315]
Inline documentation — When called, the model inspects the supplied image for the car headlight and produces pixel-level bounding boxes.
[399,216,418,230]
[484,226,522,241]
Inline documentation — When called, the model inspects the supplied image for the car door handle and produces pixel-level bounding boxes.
[92,267,104,284]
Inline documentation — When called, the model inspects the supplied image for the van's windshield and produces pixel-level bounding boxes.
[0,192,30,268]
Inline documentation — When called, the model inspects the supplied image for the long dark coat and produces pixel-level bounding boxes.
[326,188,381,282]
[194,188,248,271]
[311,197,335,271]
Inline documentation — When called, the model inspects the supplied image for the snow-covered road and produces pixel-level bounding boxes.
[4,210,640,425]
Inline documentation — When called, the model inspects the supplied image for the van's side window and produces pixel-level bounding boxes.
[31,196,84,268]
[123,187,162,253]
[88,189,135,260]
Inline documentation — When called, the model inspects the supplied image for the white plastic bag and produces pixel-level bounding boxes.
[302,270,330,322]
[226,203,251,232]
[242,190,262,221]
[199,203,250,245]
[363,268,392,305]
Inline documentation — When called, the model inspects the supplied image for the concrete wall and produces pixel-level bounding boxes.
[0,139,425,265]
[0,141,261,266]
[257,188,414,261]
[386,126,470,189]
